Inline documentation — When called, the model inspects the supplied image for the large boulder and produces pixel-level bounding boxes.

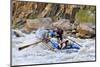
[23,17,52,33]
[12,29,26,37]
[52,19,72,31]
[76,23,95,38]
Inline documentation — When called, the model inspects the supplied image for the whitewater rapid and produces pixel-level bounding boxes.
[11,31,96,66]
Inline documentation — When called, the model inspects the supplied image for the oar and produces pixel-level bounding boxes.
[67,37,82,47]
[42,41,55,52]
[18,40,42,51]
[18,39,55,51]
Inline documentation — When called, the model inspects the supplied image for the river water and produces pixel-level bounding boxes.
[11,30,96,66]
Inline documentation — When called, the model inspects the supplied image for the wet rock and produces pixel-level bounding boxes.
[12,1,81,27]
[76,23,95,38]
[12,29,25,37]
[23,18,52,33]
[15,18,26,25]
[52,19,72,31]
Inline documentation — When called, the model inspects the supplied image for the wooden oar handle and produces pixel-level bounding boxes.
[18,40,42,51]
[19,44,31,50]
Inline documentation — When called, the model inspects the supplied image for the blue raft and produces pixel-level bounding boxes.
[49,38,80,50]
[64,43,80,49]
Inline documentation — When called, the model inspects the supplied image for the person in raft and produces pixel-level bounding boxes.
[35,27,80,50]
[48,27,80,49]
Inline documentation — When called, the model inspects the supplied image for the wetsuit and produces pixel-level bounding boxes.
[56,28,63,41]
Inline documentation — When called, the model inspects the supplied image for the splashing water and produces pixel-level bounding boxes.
[11,31,96,66]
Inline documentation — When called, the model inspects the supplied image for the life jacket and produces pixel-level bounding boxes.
[49,30,57,37]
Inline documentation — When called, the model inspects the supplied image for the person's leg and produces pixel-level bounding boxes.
[61,43,66,49]
[63,40,69,49]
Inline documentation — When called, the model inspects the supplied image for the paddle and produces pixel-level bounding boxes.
[42,41,55,51]
[18,39,55,51]
[67,37,82,47]
[18,40,42,51]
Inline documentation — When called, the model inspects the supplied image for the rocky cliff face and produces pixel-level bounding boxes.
[11,0,96,38]
[12,0,81,28]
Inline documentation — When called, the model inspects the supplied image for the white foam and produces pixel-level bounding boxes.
[12,30,95,66]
